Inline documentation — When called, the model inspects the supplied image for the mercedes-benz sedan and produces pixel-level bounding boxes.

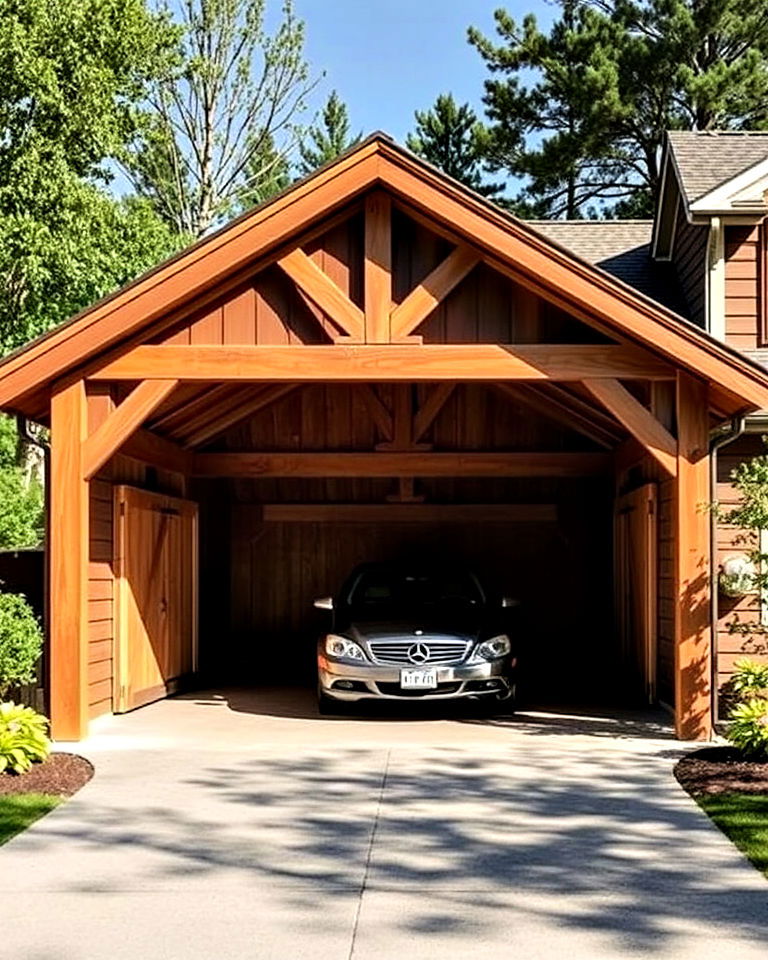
[315,563,517,711]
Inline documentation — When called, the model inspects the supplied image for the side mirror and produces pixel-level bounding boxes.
[314,596,334,611]
[501,597,520,609]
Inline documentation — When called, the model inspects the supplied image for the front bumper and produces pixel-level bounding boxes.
[318,655,512,701]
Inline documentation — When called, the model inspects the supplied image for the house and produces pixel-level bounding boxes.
[1,132,767,741]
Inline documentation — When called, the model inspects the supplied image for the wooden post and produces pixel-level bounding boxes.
[49,380,90,740]
[674,371,712,740]
[365,192,392,343]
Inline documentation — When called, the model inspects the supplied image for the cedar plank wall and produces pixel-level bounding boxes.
[87,456,186,718]
[724,225,761,350]
[672,203,707,328]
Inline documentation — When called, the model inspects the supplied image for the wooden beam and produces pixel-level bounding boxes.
[262,503,559,523]
[389,245,480,341]
[82,379,178,480]
[582,378,677,477]
[277,247,365,341]
[365,192,392,343]
[192,451,611,478]
[359,385,393,440]
[674,371,712,740]
[494,383,622,449]
[121,428,194,474]
[50,380,89,740]
[91,344,675,382]
[377,384,430,451]
[150,385,234,433]
[182,384,296,448]
[413,383,456,441]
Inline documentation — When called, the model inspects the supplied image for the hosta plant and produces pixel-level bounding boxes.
[720,658,768,717]
[0,702,51,774]
[726,698,768,759]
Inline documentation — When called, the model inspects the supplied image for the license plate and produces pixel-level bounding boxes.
[400,668,438,690]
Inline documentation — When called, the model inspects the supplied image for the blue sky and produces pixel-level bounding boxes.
[294,0,554,144]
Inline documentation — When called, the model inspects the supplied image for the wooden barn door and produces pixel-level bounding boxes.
[113,487,198,713]
[615,483,658,703]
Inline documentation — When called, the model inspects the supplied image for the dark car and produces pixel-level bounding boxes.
[314,563,517,712]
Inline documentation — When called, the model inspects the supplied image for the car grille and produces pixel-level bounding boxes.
[375,681,463,698]
[367,638,470,665]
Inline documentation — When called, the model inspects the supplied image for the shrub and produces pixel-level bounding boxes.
[0,703,51,773]
[0,593,43,699]
[721,657,768,715]
[731,658,768,699]
[726,698,768,759]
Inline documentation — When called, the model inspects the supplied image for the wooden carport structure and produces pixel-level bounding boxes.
[1,134,768,741]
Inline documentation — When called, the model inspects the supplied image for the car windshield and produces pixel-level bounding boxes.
[347,570,482,612]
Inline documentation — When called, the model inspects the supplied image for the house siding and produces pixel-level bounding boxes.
[672,204,707,327]
[724,224,762,350]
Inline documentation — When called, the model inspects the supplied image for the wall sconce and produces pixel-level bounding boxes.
[719,554,758,597]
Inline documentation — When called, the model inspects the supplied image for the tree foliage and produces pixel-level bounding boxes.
[297,90,361,176]
[406,94,502,198]
[125,0,316,237]
[469,0,768,217]
[0,0,182,353]
[0,595,43,700]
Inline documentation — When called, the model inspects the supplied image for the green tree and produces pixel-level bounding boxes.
[469,2,628,217]
[126,0,316,237]
[406,94,503,198]
[297,90,361,176]
[0,0,182,353]
[470,0,768,218]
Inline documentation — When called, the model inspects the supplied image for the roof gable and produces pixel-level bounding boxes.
[2,134,768,415]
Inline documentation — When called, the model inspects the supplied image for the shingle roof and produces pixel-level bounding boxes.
[527,219,687,316]
[667,130,768,204]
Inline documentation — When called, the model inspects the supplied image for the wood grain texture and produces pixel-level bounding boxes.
[91,344,675,381]
[83,380,178,479]
[50,381,89,740]
[582,378,677,477]
[277,247,365,341]
[262,503,558,522]
[192,451,612,477]
[390,245,480,340]
[365,192,392,343]
[674,371,712,740]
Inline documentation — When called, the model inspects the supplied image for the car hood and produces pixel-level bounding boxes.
[346,619,480,643]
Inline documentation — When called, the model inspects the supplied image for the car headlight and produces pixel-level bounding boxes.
[474,635,511,660]
[324,635,366,661]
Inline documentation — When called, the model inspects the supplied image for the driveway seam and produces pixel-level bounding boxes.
[348,747,391,960]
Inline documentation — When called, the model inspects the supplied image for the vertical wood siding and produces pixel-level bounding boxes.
[151,198,605,348]
[724,225,761,350]
[672,204,707,327]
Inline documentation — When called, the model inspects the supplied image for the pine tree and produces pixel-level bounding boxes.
[297,91,361,176]
[469,0,768,218]
[406,94,503,198]
[469,2,628,217]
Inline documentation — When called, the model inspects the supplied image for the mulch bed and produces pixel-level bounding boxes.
[0,753,93,797]
[675,745,768,796]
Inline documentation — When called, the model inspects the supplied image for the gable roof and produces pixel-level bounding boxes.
[2,133,768,416]
[667,130,768,205]
[529,220,686,315]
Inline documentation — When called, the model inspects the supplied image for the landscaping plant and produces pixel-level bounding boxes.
[0,703,51,773]
[0,592,43,698]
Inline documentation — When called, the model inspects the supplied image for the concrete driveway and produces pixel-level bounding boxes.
[3,688,768,959]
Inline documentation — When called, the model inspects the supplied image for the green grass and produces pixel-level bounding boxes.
[0,794,62,845]
[697,793,768,876]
